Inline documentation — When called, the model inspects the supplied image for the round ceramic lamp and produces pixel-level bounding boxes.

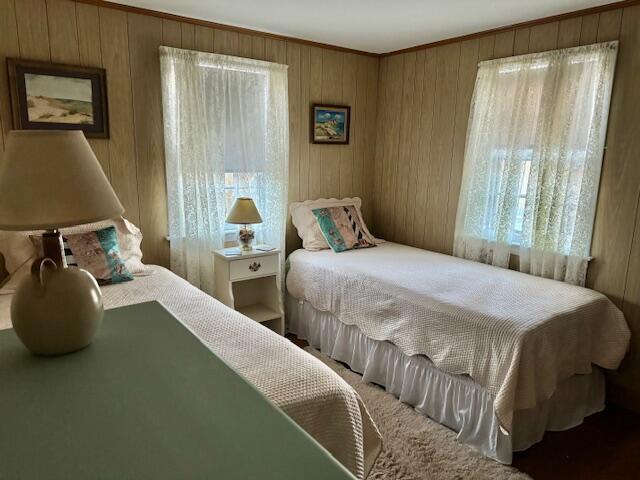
[225,197,263,251]
[0,130,124,355]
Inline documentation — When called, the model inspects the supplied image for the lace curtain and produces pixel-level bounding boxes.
[160,46,289,294]
[453,42,617,286]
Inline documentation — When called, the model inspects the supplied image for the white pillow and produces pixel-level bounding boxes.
[289,197,378,251]
[11,217,151,276]
[0,256,33,294]
[59,217,152,276]
[0,231,37,276]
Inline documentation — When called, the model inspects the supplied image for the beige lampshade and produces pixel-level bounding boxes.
[0,130,124,230]
[225,197,263,225]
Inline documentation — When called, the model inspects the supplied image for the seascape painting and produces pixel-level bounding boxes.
[312,104,350,144]
[8,58,109,138]
[25,74,94,125]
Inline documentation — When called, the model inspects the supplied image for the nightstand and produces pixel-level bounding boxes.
[213,247,284,335]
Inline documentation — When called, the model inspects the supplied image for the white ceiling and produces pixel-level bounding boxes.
[114,0,613,54]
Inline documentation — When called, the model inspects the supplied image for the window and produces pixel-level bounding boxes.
[160,47,288,293]
[490,147,533,246]
[453,42,617,285]
[209,66,268,241]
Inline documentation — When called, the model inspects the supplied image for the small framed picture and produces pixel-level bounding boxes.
[311,104,350,144]
[7,58,109,138]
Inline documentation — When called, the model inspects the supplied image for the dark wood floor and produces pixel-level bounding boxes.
[512,406,640,480]
[286,334,640,480]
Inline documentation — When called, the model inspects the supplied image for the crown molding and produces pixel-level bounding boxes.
[75,0,639,57]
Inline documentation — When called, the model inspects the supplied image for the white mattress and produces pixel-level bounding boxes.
[286,242,630,433]
[0,266,381,479]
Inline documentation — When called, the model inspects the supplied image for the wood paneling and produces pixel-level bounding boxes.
[239,34,252,58]
[528,22,559,53]
[409,50,436,247]
[580,14,600,45]
[424,44,460,253]
[180,23,195,50]
[4,0,637,409]
[513,28,531,55]
[375,54,404,240]
[392,51,417,244]
[0,0,379,263]
[286,41,301,253]
[99,7,140,226]
[445,39,480,250]
[493,30,514,58]
[195,26,214,53]
[297,45,311,203]
[588,8,629,304]
[15,0,50,61]
[307,47,324,201]
[76,2,110,179]
[161,19,181,48]
[0,0,20,155]
[372,6,640,411]
[340,53,357,199]
[362,56,378,226]
[319,49,343,200]
[598,9,623,41]
[599,5,640,396]
[557,17,583,48]
[47,0,79,63]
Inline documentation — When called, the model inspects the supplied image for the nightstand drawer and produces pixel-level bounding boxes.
[229,255,278,281]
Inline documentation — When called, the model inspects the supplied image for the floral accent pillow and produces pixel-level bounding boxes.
[31,226,133,285]
[312,205,376,253]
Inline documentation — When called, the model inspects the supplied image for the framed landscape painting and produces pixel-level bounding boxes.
[311,104,350,144]
[7,58,109,138]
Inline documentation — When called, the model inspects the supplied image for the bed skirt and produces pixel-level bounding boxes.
[286,294,605,464]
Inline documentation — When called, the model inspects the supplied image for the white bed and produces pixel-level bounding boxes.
[0,263,381,480]
[286,241,630,463]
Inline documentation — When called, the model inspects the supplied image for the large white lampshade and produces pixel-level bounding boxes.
[0,130,124,230]
[225,197,262,251]
[225,197,263,225]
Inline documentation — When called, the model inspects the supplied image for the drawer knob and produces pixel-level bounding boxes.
[249,262,261,272]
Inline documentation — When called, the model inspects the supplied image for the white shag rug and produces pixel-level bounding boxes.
[305,347,531,480]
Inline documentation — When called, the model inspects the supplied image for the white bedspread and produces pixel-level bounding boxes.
[286,242,630,433]
[0,266,380,479]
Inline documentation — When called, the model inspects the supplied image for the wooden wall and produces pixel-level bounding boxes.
[372,5,640,410]
[0,0,379,263]
[1,0,638,409]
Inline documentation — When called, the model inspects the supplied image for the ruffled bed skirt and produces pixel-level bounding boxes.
[286,294,605,464]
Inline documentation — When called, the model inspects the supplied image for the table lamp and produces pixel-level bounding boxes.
[225,197,263,251]
[0,130,124,355]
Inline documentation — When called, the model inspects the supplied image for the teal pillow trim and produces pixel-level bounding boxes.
[312,207,349,252]
[96,226,134,284]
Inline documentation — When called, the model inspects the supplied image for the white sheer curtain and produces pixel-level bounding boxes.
[454,42,617,286]
[160,46,289,294]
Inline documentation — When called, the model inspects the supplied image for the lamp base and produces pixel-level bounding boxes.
[42,229,66,267]
[10,258,103,356]
[238,225,255,252]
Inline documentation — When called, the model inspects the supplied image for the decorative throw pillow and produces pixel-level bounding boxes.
[60,217,152,276]
[7,217,151,278]
[290,197,379,251]
[312,205,376,253]
[31,226,133,285]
